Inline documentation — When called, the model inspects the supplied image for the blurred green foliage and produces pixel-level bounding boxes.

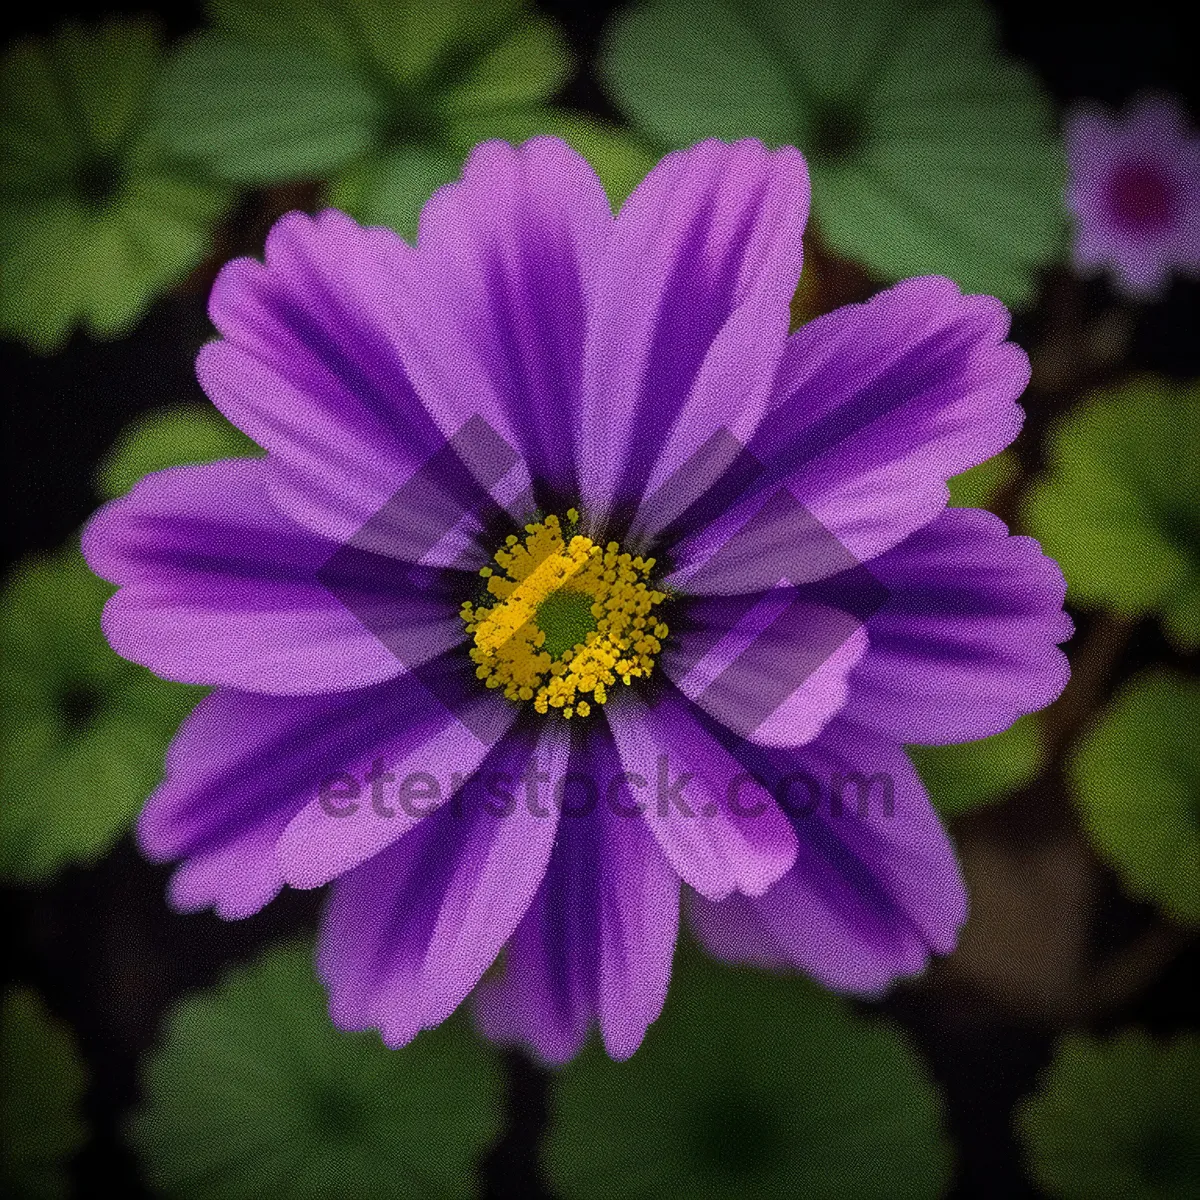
[1024,377,1200,650]
[947,451,1020,512]
[0,19,232,352]
[153,0,656,236]
[0,405,257,882]
[0,987,88,1200]
[0,547,204,882]
[1069,671,1200,925]
[910,715,1044,818]
[600,0,1065,305]
[1017,1030,1200,1199]
[96,403,259,499]
[544,948,952,1198]
[129,940,504,1199]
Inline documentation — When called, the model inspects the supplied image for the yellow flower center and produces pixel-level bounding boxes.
[460,510,668,718]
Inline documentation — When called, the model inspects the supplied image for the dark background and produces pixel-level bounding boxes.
[3,3,1198,1197]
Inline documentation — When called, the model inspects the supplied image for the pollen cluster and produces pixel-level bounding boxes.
[460,511,668,718]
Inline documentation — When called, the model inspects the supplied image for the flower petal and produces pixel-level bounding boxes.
[198,209,464,545]
[81,459,465,694]
[604,687,797,901]
[686,276,1028,565]
[576,138,808,530]
[844,507,1072,744]
[664,590,870,746]
[140,672,450,919]
[317,722,569,1048]
[398,137,613,504]
[275,672,516,890]
[691,717,967,993]
[473,726,680,1063]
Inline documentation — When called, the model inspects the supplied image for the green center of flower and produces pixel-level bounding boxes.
[460,511,668,719]
[535,588,598,659]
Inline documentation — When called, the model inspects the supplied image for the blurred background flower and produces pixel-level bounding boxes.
[1065,93,1200,299]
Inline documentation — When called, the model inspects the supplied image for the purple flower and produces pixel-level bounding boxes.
[82,138,1070,1062]
[1066,93,1200,297]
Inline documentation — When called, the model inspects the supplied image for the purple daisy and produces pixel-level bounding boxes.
[82,137,1070,1062]
[1066,92,1200,297]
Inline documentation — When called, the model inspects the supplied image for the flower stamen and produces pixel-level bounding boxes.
[461,514,667,717]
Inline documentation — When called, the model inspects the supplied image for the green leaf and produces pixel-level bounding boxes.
[545,948,952,1198]
[153,36,383,182]
[88,173,229,335]
[0,17,162,192]
[352,0,530,90]
[1024,378,1200,650]
[163,2,574,213]
[0,177,230,350]
[208,0,529,91]
[0,200,91,352]
[0,988,88,1200]
[909,715,1043,817]
[0,37,81,192]
[129,940,504,1199]
[0,19,232,352]
[0,201,198,351]
[207,0,377,60]
[0,546,203,882]
[97,404,259,499]
[451,108,659,209]
[745,0,895,106]
[53,18,160,155]
[434,15,573,118]
[600,0,1065,305]
[328,143,465,241]
[600,0,798,146]
[1017,1031,1200,1199]
[0,406,257,878]
[1068,670,1200,924]
[948,451,1020,510]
